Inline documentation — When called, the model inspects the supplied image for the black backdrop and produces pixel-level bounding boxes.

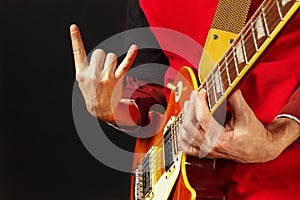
[0,0,137,199]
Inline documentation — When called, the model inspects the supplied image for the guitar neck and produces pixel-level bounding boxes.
[202,0,299,114]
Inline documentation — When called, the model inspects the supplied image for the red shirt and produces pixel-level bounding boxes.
[124,0,300,125]
[124,0,300,198]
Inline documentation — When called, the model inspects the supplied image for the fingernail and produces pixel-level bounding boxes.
[183,101,189,112]
[190,91,196,98]
[128,45,136,54]
[70,24,77,32]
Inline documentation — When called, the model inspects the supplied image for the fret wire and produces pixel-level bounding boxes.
[215,0,280,87]
[224,55,232,86]
[262,5,271,37]
[218,50,235,84]
[205,84,213,110]
[265,0,283,34]
[263,0,277,24]
[205,71,214,86]
[220,68,230,91]
[240,33,249,64]
[232,47,240,75]
[211,72,218,103]
[206,77,227,96]
[201,80,213,106]
[218,0,281,78]
[208,76,217,106]
[208,70,227,94]
[209,22,258,95]
[204,71,214,90]
[200,0,283,162]
[240,19,263,56]
[139,0,290,173]
[217,64,225,95]
[250,20,259,51]
[206,64,230,94]
[239,0,275,55]
[276,0,284,20]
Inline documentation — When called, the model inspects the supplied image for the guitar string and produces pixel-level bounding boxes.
[142,0,283,172]
[141,0,285,172]
[191,0,279,112]
[149,0,297,176]
[204,0,283,107]
[140,0,292,173]
[150,2,275,156]
[206,0,279,86]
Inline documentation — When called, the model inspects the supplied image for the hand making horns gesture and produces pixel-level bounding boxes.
[70,24,138,125]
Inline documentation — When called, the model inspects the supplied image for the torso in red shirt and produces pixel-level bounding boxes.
[137,0,300,199]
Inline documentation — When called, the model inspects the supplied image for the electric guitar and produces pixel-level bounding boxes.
[131,0,300,199]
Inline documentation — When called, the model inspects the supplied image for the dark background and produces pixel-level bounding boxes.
[1,0,136,199]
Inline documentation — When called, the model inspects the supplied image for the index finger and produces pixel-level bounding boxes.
[70,24,87,72]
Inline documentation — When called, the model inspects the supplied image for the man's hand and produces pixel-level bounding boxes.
[178,89,300,163]
[70,24,138,123]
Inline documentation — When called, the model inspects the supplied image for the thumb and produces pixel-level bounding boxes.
[115,45,138,79]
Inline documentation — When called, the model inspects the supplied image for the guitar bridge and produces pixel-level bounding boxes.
[134,115,184,200]
[134,164,143,200]
[134,146,161,200]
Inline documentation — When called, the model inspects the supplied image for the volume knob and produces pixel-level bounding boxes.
[167,83,177,92]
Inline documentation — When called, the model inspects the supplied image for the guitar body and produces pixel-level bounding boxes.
[130,1,299,199]
[130,67,225,200]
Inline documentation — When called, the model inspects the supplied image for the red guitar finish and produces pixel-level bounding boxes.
[130,1,299,199]
[130,67,225,200]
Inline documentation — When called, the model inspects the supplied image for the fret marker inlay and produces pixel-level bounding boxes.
[213,70,222,94]
[255,16,266,39]
[236,42,245,64]
[282,0,292,6]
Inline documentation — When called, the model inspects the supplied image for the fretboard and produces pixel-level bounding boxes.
[153,0,299,172]
[203,0,299,113]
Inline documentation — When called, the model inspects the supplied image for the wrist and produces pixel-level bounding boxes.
[265,117,300,159]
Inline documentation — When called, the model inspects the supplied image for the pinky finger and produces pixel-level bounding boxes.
[115,45,138,79]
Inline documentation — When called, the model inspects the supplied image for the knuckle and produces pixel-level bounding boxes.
[76,72,85,82]
[73,46,84,56]
[197,112,210,125]
[182,147,188,154]
[99,77,111,87]
[183,146,192,155]
[191,147,199,155]
[76,71,98,84]
[86,102,97,117]
[182,120,192,131]
[89,76,98,84]
[180,129,189,142]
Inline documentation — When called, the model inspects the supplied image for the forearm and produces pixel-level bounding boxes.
[266,117,300,155]
[179,90,300,163]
